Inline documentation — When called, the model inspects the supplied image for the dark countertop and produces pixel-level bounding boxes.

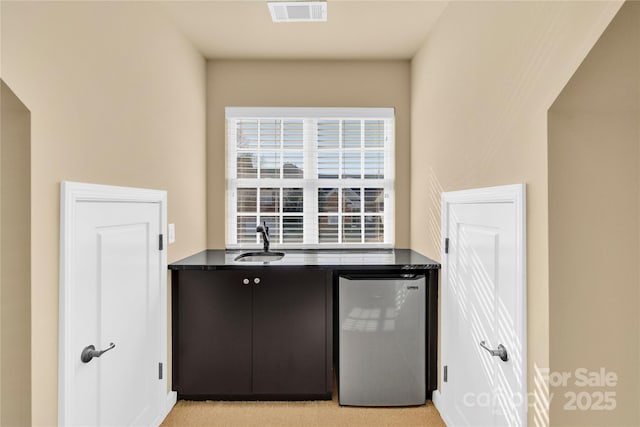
[168,249,440,271]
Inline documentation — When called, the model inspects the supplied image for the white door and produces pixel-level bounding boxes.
[435,184,526,427]
[59,182,170,426]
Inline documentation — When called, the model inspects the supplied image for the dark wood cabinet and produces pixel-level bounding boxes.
[170,250,440,402]
[172,268,332,400]
[252,270,329,396]
[175,270,253,397]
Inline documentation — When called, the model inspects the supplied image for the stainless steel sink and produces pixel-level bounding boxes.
[234,251,285,262]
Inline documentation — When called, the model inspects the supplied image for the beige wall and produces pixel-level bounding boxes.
[1,2,207,424]
[0,80,31,426]
[0,87,2,426]
[206,60,411,249]
[549,2,640,425]
[0,77,3,427]
[410,1,622,425]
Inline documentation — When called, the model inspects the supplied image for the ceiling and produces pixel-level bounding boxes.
[161,0,448,60]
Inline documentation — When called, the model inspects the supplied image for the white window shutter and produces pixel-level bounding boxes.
[225,107,395,249]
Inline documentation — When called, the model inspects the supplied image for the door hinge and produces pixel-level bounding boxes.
[159,234,164,251]
[444,238,449,254]
[159,362,163,380]
[444,365,448,382]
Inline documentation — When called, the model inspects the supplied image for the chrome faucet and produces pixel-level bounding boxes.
[256,221,270,252]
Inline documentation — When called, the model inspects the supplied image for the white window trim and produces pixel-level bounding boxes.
[226,106,394,119]
[226,107,395,249]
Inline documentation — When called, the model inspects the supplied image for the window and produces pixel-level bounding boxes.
[226,107,394,248]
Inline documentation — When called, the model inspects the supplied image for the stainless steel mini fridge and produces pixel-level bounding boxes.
[338,273,426,406]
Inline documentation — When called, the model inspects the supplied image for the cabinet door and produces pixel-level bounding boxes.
[177,270,252,396]
[252,269,328,396]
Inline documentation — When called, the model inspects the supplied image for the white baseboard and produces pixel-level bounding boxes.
[432,390,453,426]
[153,391,177,427]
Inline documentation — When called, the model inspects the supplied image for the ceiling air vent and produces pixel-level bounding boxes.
[268,1,327,23]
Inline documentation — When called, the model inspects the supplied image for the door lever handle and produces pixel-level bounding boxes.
[81,342,116,363]
[479,340,508,362]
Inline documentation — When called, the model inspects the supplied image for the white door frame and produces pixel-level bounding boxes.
[59,181,174,426]
[435,183,527,425]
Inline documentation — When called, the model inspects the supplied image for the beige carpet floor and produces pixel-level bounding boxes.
[161,395,446,427]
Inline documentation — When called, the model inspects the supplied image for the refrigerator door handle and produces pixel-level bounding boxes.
[340,274,424,281]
